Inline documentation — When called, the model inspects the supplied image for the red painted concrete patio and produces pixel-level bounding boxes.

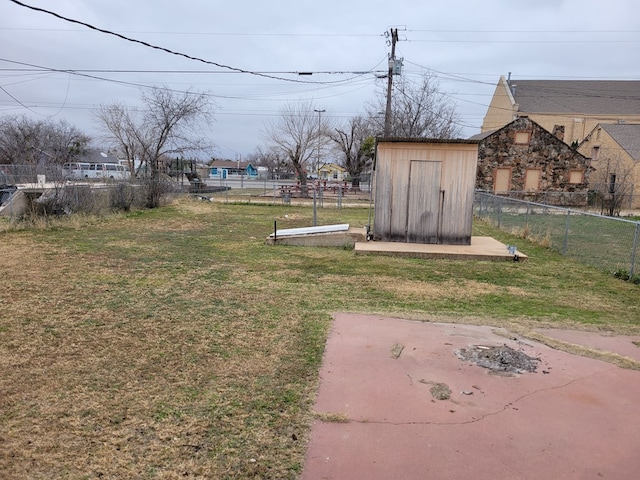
[301,314,640,480]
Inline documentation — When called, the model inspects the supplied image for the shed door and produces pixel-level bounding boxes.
[406,160,442,244]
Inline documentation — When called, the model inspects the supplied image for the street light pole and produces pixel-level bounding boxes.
[314,108,325,179]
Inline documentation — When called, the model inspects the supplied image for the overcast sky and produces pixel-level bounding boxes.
[1,0,638,159]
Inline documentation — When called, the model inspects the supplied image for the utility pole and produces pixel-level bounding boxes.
[314,108,325,178]
[384,28,399,137]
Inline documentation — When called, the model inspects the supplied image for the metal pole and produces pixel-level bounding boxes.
[313,189,317,226]
[314,109,325,179]
[562,210,571,256]
[630,223,639,278]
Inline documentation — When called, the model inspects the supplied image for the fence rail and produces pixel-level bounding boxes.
[485,187,639,212]
[0,164,65,184]
[474,192,640,278]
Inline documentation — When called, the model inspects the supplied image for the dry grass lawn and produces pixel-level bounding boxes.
[1,199,638,479]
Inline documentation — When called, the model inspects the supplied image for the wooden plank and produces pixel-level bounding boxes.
[407,160,442,243]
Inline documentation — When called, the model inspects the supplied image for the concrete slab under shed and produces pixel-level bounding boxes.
[355,236,527,262]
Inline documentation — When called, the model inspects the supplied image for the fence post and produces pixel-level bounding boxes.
[630,223,640,278]
[313,189,317,226]
[497,196,503,229]
[562,210,571,256]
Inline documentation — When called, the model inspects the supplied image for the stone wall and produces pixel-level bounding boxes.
[476,117,592,204]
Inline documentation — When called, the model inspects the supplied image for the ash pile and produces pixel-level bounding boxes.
[455,344,539,374]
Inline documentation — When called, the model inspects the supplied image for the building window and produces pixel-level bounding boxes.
[568,170,584,184]
[494,167,512,193]
[514,132,530,144]
[609,174,617,194]
[592,146,600,160]
[524,169,541,191]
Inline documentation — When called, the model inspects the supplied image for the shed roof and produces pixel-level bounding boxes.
[376,137,479,144]
[509,80,640,115]
[78,149,119,164]
[468,130,496,141]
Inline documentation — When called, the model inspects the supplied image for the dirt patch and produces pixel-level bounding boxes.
[455,344,539,374]
[418,380,452,400]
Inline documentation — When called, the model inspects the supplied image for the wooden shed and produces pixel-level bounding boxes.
[373,138,479,245]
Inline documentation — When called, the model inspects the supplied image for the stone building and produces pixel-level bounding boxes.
[473,117,592,205]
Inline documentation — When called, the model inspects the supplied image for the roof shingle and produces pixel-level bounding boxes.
[600,124,640,161]
[510,80,640,115]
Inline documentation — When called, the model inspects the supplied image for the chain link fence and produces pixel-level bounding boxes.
[0,164,65,184]
[474,191,640,279]
[490,186,638,213]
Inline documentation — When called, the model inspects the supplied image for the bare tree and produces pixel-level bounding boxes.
[590,155,636,216]
[247,146,290,180]
[368,72,462,138]
[95,102,141,175]
[95,87,214,207]
[0,115,89,165]
[47,119,90,164]
[328,115,375,190]
[263,101,330,195]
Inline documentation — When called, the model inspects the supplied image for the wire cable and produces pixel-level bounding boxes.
[8,0,367,85]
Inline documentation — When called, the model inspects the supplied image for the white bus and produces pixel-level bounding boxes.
[63,162,130,180]
[62,162,90,179]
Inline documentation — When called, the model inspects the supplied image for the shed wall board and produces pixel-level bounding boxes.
[407,161,442,243]
[374,141,478,245]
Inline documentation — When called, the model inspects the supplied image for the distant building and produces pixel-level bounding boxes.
[473,117,591,206]
[578,123,640,208]
[209,160,258,179]
[317,163,348,182]
[77,149,120,164]
[483,76,640,146]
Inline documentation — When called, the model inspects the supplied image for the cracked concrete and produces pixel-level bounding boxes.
[301,313,640,480]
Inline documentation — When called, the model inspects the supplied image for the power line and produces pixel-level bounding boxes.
[8,0,364,86]
[0,57,243,99]
[0,67,386,76]
[409,39,640,44]
[0,57,379,105]
[0,27,384,37]
[4,26,638,35]
[408,28,640,34]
